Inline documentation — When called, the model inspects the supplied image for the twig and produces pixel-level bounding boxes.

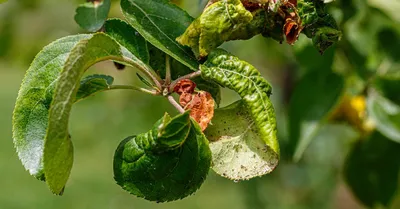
[116,56,163,91]
[165,55,171,85]
[110,85,158,95]
[167,95,185,113]
[169,70,202,92]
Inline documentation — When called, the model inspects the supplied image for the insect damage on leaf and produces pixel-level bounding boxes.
[178,0,340,55]
[176,0,253,58]
[200,49,279,180]
[174,79,215,131]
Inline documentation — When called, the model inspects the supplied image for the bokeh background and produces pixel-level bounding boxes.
[1,0,399,208]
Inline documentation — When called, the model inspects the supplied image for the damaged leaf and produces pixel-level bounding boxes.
[205,100,279,180]
[174,79,215,131]
[201,49,279,179]
[177,0,253,57]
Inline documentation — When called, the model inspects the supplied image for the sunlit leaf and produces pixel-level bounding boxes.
[200,49,279,179]
[12,34,92,181]
[177,0,253,57]
[205,100,279,180]
[44,33,145,194]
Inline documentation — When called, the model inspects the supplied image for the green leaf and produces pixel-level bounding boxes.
[104,18,149,64]
[204,100,279,180]
[176,0,253,57]
[136,73,153,88]
[367,91,400,143]
[12,34,92,181]
[200,49,279,178]
[75,74,114,102]
[289,71,344,162]
[113,112,212,202]
[74,0,111,32]
[344,132,400,208]
[44,33,144,195]
[121,0,199,70]
[0,0,7,4]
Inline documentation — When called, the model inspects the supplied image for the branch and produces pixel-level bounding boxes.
[110,85,158,95]
[167,95,185,113]
[165,55,172,85]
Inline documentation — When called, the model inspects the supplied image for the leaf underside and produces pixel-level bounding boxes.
[44,33,143,195]
[12,34,92,180]
[205,100,279,180]
[200,49,279,179]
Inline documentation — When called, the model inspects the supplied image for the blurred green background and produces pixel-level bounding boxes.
[1,0,400,209]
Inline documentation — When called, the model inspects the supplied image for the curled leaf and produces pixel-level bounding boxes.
[177,0,253,57]
[297,0,341,53]
[12,34,92,181]
[113,112,212,202]
[200,49,279,179]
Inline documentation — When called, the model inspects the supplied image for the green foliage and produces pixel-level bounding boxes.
[367,91,400,143]
[75,0,111,32]
[44,33,142,195]
[113,112,212,202]
[344,132,400,208]
[12,34,92,181]
[120,0,199,70]
[289,71,344,162]
[9,0,400,207]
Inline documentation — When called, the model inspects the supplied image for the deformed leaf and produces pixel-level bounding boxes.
[113,112,212,202]
[74,0,111,32]
[75,74,114,102]
[12,34,92,180]
[344,131,400,207]
[289,71,344,162]
[177,0,253,57]
[204,100,279,180]
[121,0,199,70]
[367,91,400,143]
[297,0,341,53]
[200,49,279,179]
[44,33,143,195]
